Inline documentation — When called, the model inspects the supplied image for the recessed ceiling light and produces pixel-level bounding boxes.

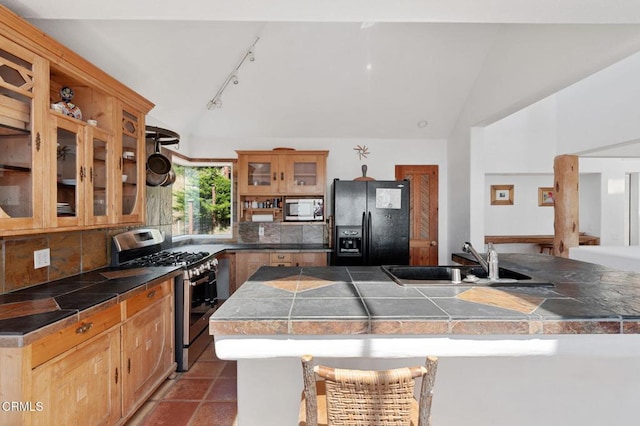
[417,120,429,128]
[365,63,372,71]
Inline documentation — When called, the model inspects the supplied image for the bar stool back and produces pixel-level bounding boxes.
[299,355,438,426]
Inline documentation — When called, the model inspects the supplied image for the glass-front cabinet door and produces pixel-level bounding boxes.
[119,106,144,223]
[0,35,46,234]
[51,114,83,228]
[282,154,326,195]
[238,154,280,195]
[85,126,112,225]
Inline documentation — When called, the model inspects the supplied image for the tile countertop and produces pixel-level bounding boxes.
[209,253,640,336]
[0,266,182,347]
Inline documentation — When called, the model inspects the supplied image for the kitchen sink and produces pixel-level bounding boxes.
[381,265,554,287]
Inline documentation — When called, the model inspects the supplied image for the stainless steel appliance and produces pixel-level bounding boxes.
[331,179,410,266]
[284,197,324,221]
[111,228,218,371]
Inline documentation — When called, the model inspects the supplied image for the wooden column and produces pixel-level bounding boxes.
[554,155,579,257]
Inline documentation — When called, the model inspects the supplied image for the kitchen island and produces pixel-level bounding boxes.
[209,253,640,426]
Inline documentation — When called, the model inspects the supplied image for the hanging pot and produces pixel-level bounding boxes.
[161,169,176,187]
[146,168,168,186]
[147,140,172,175]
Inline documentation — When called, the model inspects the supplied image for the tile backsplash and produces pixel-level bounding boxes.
[0,230,114,293]
[0,184,174,294]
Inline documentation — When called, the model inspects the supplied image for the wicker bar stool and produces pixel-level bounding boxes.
[299,355,438,426]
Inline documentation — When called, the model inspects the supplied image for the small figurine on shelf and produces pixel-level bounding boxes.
[54,86,82,120]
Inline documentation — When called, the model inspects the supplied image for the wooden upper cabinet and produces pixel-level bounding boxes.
[0,34,47,233]
[117,105,145,224]
[237,149,328,196]
[281,153,327,195]
[0,5,153,236]
[237,153,281,195]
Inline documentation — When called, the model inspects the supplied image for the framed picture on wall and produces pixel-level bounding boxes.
[538,187,554,206]
[490,185,514,205]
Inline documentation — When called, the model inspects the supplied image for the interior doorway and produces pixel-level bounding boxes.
[395,165,439,265]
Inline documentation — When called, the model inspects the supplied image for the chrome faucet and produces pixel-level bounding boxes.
[462,242,489,274]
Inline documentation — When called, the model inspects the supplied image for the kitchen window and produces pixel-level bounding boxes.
[172,158,232,238]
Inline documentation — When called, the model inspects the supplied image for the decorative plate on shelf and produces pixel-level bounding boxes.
[55,101,82,120]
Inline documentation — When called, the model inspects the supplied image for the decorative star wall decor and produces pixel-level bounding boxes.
[353,145,370,160]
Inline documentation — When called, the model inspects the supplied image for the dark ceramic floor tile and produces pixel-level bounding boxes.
[205,377,237,401]
[219,362,237,378]
[139,401,199,426]
[189,402,237,426]
[162,378,214,401]
[362,297,449,318]
[197,343,218,361]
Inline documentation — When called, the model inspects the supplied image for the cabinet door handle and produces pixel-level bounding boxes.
[90,167,93,183]
[75,322,93,334]
[277,255,285,259]
[79,166,85,182]
[36,132,41,151]
[115,367,119,384]
[280,172,284,181]
[273,172,276,181]
[147,290,157,299]
[119,157,122,170]
[128,358,131,374]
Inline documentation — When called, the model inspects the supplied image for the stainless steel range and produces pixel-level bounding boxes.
[112,228,218,371]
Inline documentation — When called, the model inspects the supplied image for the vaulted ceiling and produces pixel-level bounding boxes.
[4,0,640,154]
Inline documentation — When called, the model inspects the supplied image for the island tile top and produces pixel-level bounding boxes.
[209,254,640,336]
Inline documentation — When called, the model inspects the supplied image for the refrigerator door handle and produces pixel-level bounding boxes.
[361,211,367,263]
[366,211,372,265]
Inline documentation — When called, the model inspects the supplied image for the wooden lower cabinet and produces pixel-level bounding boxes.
[232,251,328,294]
[292,252,327,267]
[0,278,175,426]
[234,252,270,294]
[121,282,174,417]
[31,327,121,426]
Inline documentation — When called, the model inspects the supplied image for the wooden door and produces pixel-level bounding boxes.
[395,165,439,265]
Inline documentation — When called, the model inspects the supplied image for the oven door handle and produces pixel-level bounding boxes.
[188,275,210,287]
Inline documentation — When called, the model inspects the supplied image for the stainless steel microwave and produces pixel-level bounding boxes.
[284,198,324,221]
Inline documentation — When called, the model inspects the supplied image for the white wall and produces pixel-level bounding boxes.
[579,173,601,238]
[484,174,555,236]
[580,158,640,245]
[556,52,640,155]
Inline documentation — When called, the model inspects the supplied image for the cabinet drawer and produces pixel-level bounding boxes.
[270,252,292,263]
[124,280,172,319]
[31,303,121,368]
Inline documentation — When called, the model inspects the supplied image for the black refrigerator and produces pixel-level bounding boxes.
[331,179,410,266]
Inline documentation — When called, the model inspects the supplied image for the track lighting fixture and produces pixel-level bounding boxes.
[206,37,260,110]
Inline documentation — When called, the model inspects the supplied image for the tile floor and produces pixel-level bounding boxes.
[126,341,238,426]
